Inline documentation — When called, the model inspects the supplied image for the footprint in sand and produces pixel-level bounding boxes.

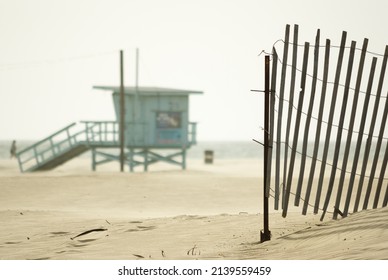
[125,229,140,232]
[77,238,98,243]
[5,241,22,245]
[70,243,89,248]
[125,225,156,232]
[50,231,70,237]
[55,250,67,254]
[136,225,156,231]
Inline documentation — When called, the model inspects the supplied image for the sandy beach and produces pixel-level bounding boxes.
[0,158,387,260]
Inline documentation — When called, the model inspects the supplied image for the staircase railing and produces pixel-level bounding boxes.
[16,120,197,172]
[16,121,119,172]
[81,121,120,145]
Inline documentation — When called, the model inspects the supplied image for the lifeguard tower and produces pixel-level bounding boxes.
[92,86,202,171]
[16,85,202,172]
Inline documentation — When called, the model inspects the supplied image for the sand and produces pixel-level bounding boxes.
[0,158,387,260]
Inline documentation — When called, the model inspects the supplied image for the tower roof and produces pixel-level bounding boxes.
[93,86,203,96]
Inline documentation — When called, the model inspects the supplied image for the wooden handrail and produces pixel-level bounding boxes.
[17,121,124,172]
[16,122,77,156]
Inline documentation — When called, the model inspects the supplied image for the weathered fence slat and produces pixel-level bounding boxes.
[282,42,309,218]
[268,47,278,199]
[344,46,388,214]
[282,24,299,208]
[275,24,290,210]
[370,47,388,208]
[373,141,388,208]
[314,31,347,214]
[362,57,386,210]
[383,182,388,207]
[295,29,320,206]
[268,25,388,220]
[333,39,368,219]
[302,39,331,215]
[352,60,379,213]
[321,40,356,221]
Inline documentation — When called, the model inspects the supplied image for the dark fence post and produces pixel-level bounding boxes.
[267,48,278,200]
[261,55,271,243]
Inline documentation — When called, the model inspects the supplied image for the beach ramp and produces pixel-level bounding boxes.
[16,122,119,172]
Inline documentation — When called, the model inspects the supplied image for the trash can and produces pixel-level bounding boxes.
[204,150,214,164]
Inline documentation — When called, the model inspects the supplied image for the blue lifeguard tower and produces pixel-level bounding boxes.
[16,86,202,172]
[92,86,202,171]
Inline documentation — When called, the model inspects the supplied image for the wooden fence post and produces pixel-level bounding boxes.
[261,55,271,243]
[267,48,278,199]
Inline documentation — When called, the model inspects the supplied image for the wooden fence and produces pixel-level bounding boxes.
[267,24,388,220]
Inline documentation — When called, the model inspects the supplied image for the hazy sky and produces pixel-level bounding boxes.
[0,0,387,141]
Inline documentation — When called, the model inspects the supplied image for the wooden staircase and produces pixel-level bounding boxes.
[16,121,119,172]
[33,144,89,171]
